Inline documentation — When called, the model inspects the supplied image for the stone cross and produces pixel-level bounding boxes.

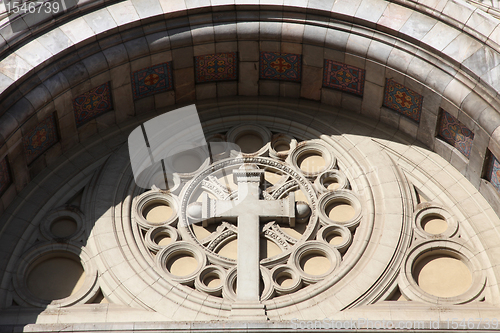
[200,164,295,302]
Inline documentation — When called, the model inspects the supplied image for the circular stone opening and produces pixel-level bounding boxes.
[298,153,326,173]
[235,133,264,153]
[414,254,472,298]
[276,273,294,288]
[203,274,222,288]
[326,201,355,222]
[27,256,85,301]
[166,254,198,277]
[154,234,172,246]
[324,179,340,191]
[274,142,290,152]
[326,232,344,245]
[143,202,173,224]
[50,218,77,238]
[172,152,203,173]
[300,253,331,276]
[422,215,448,235]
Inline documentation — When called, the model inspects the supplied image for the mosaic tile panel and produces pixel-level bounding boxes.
[23,114,58,164]
[259,52,302,82]
[0,158,11,196]
[487,153,500,193]
[438,111,474,158]
[195,53,237,83]
[383,79,423,122]
[132,62,173,100]
[73,82,113,127]
[323,60,366,96]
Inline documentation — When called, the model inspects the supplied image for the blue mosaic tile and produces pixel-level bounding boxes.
[132,62,173,99]
[323,60,365,96]
[383,79,423,122]
[259,52,302,82]
[23,114,58,164]
[195,53,237,83]
[73,82,113,127]
[438,110,474,158]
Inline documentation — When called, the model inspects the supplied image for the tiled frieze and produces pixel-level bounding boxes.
[487,152,500,193]
[73,82,113,127]
[438,110,474,158]
[23,114,58,164]
[132,62,174,99]
[259,52,302,82]
[323,60,365,96]
[383,79,423,122]
[195,53,237,83]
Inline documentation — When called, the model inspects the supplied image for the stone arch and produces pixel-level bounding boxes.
[2,0,500,329]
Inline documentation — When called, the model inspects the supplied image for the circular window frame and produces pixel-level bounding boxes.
[270,134,297,160]
[288,140,336,178]
[414,205,458,239]
[156,241,207,285]
[290,241,341,285]
[314,169,349,194]
[194,265,227,297]
[271,264,302,296]
[134,191,179,229]
[317,224,353,253]
[317,190,362,229]
[399,240,485,304]
[13,243,98,308]
[145,225,180,253]
[222,265,274,302]
[226,124,272,156]
[40,208,84,241]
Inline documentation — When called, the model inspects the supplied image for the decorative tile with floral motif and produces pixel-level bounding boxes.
[195,53,237,83]
[438,110,474,158]
[383,79,423,122]
[323,60,365,96]
[487,153,500,193]
[73,82,113,127]
[259,52,302,82]
[132,62,173,99]
[23,114,58,164]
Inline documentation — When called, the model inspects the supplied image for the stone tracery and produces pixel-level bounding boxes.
[131,124,363,301]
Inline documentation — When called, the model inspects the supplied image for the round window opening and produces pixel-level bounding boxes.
[143,201,174,223]
[50,218,77,238]
[413,254,472,298]
[26,254,85,301]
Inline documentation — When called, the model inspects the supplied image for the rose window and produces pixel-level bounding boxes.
[132,124,363,301]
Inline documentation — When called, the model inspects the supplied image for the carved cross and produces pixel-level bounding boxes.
[200,164,295,301]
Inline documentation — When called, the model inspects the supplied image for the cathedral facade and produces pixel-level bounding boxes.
[1,0,500,331]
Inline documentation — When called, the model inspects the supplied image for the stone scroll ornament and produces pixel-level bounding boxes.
[129,106,361,307]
